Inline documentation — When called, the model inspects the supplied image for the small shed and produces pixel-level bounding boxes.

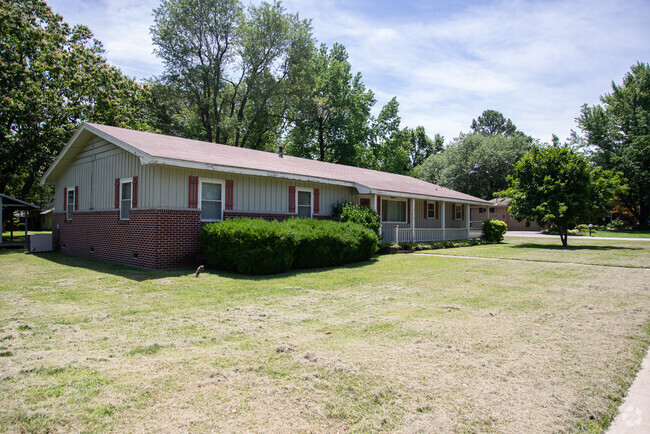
[1,193,40,247]
[40,208,54,231]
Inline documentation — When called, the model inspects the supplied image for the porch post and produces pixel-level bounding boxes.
[487,206,490,219]
[373,194,383,237]
[24,206,29,240]
[411,198,415,242]
[466,204,470,239]
[441,202,446,240]
[395,225,399,244]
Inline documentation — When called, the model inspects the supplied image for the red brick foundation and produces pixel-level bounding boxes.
[52,210,332,269]
[52,210,202,269]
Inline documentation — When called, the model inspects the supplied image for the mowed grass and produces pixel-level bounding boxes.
[425,236,650,268]
[574,230,650,239]
[0,239,648,433]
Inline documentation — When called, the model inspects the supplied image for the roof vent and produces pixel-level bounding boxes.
[278,143,284,158]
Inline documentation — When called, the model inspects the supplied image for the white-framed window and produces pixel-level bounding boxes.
[381,199,407,223]
[120,178,132,220]
[359,197,371,209]
[296,188,313,219]
[66,187,75,220]
[455,204,462,220]
[427,202,436,219]
[199,179,224,222]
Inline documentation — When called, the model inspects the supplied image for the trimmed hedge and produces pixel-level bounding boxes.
[284,218,378,269]
[198,218,379,275]
[198,218,297,275]
[481,219,508,243]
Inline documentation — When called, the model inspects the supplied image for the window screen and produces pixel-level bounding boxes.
[201,182,222,221]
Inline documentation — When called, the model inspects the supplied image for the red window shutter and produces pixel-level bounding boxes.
[407,199,410,224]
[424,200,427,219]
[188,176,198,208]
[377,195,381,215]
[74,186,79,210]
[63,187,67,211]
[313,188,320,214]
[132,176,138,208]
[225,180,233,210]
[115,178,120,209]
[289,186,296,212]
[436,201,439,219]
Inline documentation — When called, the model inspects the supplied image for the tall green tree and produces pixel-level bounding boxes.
[0,0,150,205]
[365,97,413,174]
[287,43,374,164]
[408,126,442,168]
[470,109,517,136]
[417,132,532,199]
[496,142,625,246]
[151,0,314,150]
[578,62,650,228]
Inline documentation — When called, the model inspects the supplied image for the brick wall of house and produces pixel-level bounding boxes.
[52,210,202,269]
[52,209,332,269]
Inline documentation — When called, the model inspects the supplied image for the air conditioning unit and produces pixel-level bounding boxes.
[28,234,53,252]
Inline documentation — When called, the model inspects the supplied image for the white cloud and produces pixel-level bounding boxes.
[48,0,650,144]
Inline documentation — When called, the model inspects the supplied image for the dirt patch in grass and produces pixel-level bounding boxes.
[0,246,648,432]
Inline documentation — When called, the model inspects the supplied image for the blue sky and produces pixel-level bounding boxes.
[48,0,650,144]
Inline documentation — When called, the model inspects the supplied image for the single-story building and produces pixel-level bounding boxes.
[41,123,491,268]
[470,198,542,231]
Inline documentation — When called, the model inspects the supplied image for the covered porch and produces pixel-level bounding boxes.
[1,193,40,248]
[353,194,486,244]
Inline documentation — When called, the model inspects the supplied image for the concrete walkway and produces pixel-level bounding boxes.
[503,231,650,242]
[608,350,650,433]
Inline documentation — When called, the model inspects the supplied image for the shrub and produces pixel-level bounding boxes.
[481,219,508,243]
[199,218,378,274]
[606,218,629,231]
[284,218,378,269]
[198,218,297,275]
[332,201,381,235]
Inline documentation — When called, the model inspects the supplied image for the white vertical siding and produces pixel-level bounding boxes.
[54,139,148,211]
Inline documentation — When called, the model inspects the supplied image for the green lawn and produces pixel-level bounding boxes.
[1,231,51,243]
[573,229,650,239]
[0,239,648,432]
[423,236,650,268]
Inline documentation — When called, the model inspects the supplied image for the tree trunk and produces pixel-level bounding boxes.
[639,203,649,230]
[318,117,325,161]
[559,228,568,247]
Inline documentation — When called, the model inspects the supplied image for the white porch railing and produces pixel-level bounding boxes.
[389,226,469,244]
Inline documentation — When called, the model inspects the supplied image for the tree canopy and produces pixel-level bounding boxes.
[578,62,650,228]
[496,142,625,246]
[416,110,532,199]
[470,109,518,136]
[0,0,150,205]
[151,0,314,150]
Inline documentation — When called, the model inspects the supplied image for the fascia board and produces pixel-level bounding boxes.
[369,189,492,205]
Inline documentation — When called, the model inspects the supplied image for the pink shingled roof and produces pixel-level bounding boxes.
[87,123,490,204]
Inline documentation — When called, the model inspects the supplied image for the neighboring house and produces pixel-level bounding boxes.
[470,198,542,231]
[41,123,491,269]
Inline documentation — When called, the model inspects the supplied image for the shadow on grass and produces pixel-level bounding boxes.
[508,242,642,252]
[4,249,378,282]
